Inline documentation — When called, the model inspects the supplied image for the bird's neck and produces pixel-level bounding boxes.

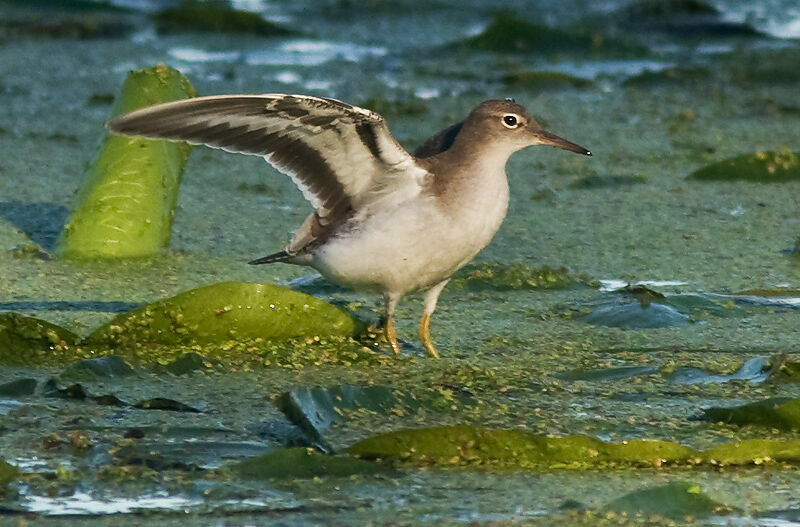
[427,145,511,218]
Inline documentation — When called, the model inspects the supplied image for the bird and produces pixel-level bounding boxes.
[108,94,590,358]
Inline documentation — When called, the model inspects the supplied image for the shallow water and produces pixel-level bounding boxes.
[1,0,800,524]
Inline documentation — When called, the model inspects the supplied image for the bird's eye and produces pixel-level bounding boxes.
[502,114,519,128]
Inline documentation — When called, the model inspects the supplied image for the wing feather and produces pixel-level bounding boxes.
[108,93,430,255]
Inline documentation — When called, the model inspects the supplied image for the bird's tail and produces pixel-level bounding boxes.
[248,250,291,265]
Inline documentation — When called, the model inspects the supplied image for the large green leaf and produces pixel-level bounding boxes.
[87,282,362,346]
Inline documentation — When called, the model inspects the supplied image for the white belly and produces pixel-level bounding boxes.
[311,178,509,295]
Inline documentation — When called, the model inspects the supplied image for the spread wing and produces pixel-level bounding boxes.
[108,94,429,255]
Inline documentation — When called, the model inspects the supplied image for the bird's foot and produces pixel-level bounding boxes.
[385,316,401,355]
[418,313,440,359]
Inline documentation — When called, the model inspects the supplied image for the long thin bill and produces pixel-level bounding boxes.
[536,130,592,156]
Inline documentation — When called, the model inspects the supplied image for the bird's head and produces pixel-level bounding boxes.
[463,99,591,157]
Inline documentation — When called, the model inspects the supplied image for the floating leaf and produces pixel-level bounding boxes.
[87,282,362,347]
[704,397,800,430]
[0,313,79,366]
[233,448,386,480]
[705,439,800,465]
[602,482,734,520]
[688,149,800,182]
[349,426,697,469]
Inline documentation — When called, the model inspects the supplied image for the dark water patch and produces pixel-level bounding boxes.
[623,66,711,87]
[556,365,659,382]
[688,149,800,182]
[455,12,647,58]
[133,398,202,413]
[501,71,592,91]
[360,97,428,117]
[0,202,68,252]
[601,482,735,521]
[0,301,141,313]
[152,2,296,37]
[0,10,138,40]
[612,0,765,39]
[727,48,800,85]
[0,378,37,398]
[568,173,648,189]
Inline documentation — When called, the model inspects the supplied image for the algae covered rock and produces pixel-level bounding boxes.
[57,63,196,259]
[688,149,800,182]
[88,282,362,347]
[0,313,79,366]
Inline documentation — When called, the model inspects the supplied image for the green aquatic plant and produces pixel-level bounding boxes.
[57,63,196,258]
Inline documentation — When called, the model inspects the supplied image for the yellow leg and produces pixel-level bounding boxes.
[385,315,401,355]
[418,312,439,359]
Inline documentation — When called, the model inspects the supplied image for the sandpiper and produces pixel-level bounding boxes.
[109,94,590,358]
